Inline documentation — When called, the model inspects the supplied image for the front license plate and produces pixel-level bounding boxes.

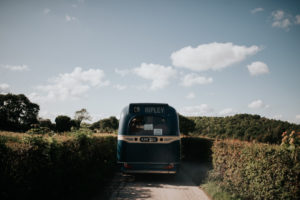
[140,137,158,142]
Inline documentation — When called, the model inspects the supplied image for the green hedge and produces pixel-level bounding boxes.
[181,137,213,162]
[0,134,117,200]
[210,140,299,200]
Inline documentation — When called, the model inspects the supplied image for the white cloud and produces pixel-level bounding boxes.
[180,104,214,116]
[30,67,109,102]
[3,64,29,71]
[272,10,285,20]
[186,92,196,99]
[251,7,264,14]
[247,61,269,76]
[113,84,127,90]
[115,68,130,76]
[43,8,51,15]
[171,42,260,72]
[219,108,235,116]
[133,63,177,90]
[0,83,10,93]
[271,10,292,30]
[296,115,300,120]
[65,14,77,22]
[248,99,268,109]
[295,15,300,24]
[272,114,283,120]
[181,73,213,86]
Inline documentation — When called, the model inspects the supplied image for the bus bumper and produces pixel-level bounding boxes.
[119,162,180,174]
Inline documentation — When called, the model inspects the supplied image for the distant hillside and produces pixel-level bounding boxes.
[188,114,300,144]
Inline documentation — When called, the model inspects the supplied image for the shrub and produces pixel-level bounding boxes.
[0,134,117,200]
[179,115,196,135]
[210,139,299,200]
[181,137,213,162]
[55,115,72,132]
[90,116,119,133]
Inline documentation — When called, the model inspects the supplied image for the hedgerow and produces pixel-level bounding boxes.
[181,137,213,162]
[209,135,300,200]
[0,132,117,200]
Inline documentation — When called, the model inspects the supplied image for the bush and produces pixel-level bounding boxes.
[90,116,119,133]
[181,137,213,162]
[179,115,196,135]
[0,134,117,200]
[55,115,72,132]
[209,139,299,200]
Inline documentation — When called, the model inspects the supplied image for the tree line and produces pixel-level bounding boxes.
[0,93,118,133]
[1,93,300,143]
[180,114,300,144]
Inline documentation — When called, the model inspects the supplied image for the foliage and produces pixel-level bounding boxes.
[0,93,39,132]
[201,181,241,200]
[38,118,55,130]
[179,114,196,135]
[189,114,300,144]
[90,116,119,133]
[181,137,213,162]
[55,115,72,132]
[0,133,117,200]
[209,138,300,200]
[74,108,91,123]
[26,125,53,135]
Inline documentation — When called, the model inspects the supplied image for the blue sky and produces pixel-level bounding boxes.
[1,0,300,124]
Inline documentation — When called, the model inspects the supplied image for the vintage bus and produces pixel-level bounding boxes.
[117,103,181,174]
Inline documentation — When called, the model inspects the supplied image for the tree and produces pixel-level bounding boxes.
[0,93,39,131]
[38,118,55,130]
[74,108,91,124]
[90,116,119,132]
[178,114,195,135]
[55,115,72,132]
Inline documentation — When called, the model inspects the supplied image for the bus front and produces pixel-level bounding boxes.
[117,103,180,174]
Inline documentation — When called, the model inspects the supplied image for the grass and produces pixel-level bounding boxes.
[201,181,241,200]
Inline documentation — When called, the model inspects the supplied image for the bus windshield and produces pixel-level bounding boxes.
[129,115,168,136]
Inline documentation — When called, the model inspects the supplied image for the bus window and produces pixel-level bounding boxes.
[129,116,168,135]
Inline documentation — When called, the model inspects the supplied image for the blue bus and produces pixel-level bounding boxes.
[117,103,181,174]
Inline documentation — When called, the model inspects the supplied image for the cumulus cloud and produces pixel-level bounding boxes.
[296,115,300,120]
[271,10,292,30]
[115,68,131,76]
[179,104,214,116]
[30,67,109,102]
[65,14,77,22]
[171,42,260,72]
[186,92,196,99]
[3,64,29,71]
[248,99,269,109]
[0,83,10,93]
[219,108,235,116]
[181,73,213,86]
[133,63,177,90]
[43,8,50,15]
[251,7,264,14]
[247,61,269,76]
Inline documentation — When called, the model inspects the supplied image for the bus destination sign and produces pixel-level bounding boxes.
[144,107,165,114]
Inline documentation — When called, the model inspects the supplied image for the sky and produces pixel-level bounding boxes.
[0,0,300,124]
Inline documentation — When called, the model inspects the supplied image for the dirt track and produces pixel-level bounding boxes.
[105,162,211,200]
